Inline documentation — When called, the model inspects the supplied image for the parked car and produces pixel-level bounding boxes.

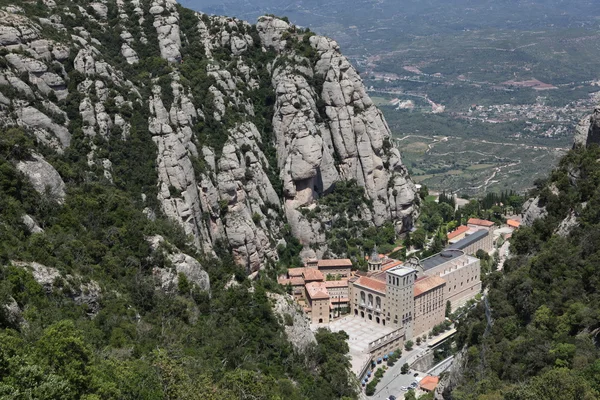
[400,386,407,391]
[414,372,419,377]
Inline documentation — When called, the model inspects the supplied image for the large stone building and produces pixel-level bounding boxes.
[349,248,481,338]
[447,218,495,254]
[413,276,446,338]
[306,258,352,278]
[280,246,481,341]
[278,259,352,323]
[448,229,491,255]
[418,249,481,310]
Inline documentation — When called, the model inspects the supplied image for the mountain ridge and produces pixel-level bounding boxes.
[0,0,418,272]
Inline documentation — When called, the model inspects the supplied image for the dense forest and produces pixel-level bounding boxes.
[0,127,359,399]
[450,144,600,399]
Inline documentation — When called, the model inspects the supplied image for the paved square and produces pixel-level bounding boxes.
[327,316,395,375]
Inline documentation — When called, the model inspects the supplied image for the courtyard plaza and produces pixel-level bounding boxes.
[320,315,396,375]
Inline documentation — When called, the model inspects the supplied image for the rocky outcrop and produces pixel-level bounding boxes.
[22,214,44,233]
[269,292,316,351]
[16,153,66,204]
[147,235,210,293]
[573,106,600,147]
[0,4,418,271]
[555,209,579,237]
[521,196,547,226]
[11,261,102,315]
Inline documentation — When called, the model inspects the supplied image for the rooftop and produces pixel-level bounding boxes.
[387,266,417,277]
[305,281,329,300]
[448,229,488,250]
[303,269,324,281]
[507,219,521,228]
[288,267,305,277]
[324,280,349,288]
[382,260,403,272]
[354,276,386,293]
[419,375,440,392]
[414,276,446,296]
[467,218,495,227]
[278,277,305,286]
[447,225,469,240]
[421,249,465,271]
[318,259,353,268]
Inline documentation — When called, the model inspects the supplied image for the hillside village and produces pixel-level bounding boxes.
[279,216,521,397]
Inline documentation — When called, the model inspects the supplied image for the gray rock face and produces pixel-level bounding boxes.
[16,153,66,204]
[0,8,418,272]
[150,0,181,62]
[257,19,418,255]
[15,106,70,150]
[556,209,578,237]
[12,261,102,314]
[22,214,44,233]
[147,235,210,292]
[269,292,316,351]
[573,106,600,147]
[521,196,548,226]
[2,296,22,326]
[121,43,139,64]
[256,16,289,51]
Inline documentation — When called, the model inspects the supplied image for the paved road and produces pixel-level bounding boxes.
[367,344,432,400]
[496,240,510,271]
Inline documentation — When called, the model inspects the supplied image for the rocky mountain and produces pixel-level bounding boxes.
[0,0,418,273]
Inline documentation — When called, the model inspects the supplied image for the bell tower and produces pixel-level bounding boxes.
[368,246,382,272]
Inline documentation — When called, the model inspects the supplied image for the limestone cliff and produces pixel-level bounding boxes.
[0,1,418,272]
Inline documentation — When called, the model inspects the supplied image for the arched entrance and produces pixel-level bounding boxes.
[318,318,323,323]
[354,309,358,316]
[368,314,372,321]
[361,311,364,318]
[382,320,386,326]
[376,317,380,324]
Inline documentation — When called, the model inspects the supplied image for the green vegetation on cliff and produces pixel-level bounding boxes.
[451,145,600,399]
[0,127,358,399]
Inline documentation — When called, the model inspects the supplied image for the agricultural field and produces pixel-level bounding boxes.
[187,0,600,195]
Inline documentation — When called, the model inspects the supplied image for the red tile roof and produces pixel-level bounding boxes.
[277,277,305,286]
[324,280,348,288]
[302,269,324,281]
[507,219,521,228]
[382,260,403,272]
[448,225,469,240]
[305,281,329,300]
[318,259,353,268]
[414,276,446,297]
[288,267,305,277]
[467,218,495,227]
[354,276,386,293]
[419,375,439,392]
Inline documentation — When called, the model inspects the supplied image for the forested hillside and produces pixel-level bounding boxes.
[0,0,396,397]
[449,143,600,399]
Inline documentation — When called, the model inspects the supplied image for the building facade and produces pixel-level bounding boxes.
[413,276,446,338]
[420,249,481,310]
[449,229,492,254]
